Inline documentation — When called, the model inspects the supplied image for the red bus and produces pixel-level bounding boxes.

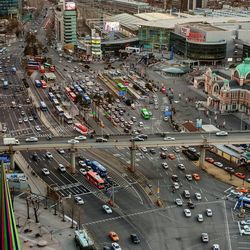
[41,80,47,89]
[65,87,71,95]
[69,92,76,102]
[40,66,45,73]
[74,123,88,135]
[86,170,105,189]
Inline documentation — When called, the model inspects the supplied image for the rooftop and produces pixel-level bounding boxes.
[135,12,175,21]
[181,22,225,31]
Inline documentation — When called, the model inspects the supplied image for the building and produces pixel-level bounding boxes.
[0,0,21,18]
[203,58,250,115]
[91,29,102,58]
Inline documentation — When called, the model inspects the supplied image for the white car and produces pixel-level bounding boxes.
[138,122,144,127]
[35,125,41,131]
[111,242,122,250]
[102,204,112,214]
[201,233,209,243]
[23,117,28,122]
[184,209,191,217]
[75,135,87,140]
[173,182,180,190]
[25,137,38,142]
[206,208,213,217]
[141,147,148,153]
[195,192,202,200]
[74,196,84,205]
[28,116,34,121]
[46,152,53,159]
[178,164,185,171]
[164,136,175,141]
[240,220,250,225]
[79,168,87,175]
[18,118,23,124]
[79,161,86,167]
[57,148,65,154]
[175,198,183,206]
[197,214,203,222]
[162,162,168,169]
[42,168,50,175]
[161,147,168,151]
[214,161,223,168]
[58,164,66,172]
[68,139,79,144]
[216,131,228,136]
[174,147,181,153]
[212,244,220,250]
[185,174,192,181]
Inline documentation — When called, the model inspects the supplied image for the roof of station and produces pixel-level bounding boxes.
[235,58,250,78]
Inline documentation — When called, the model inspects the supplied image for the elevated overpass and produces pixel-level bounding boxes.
[1,131,249,172]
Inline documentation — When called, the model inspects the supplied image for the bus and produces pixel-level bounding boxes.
[55,105,64,116]
[40,101,48,111]
[141,108,150,120]
[52,98,60,106]
[117,82,127,91]
[44,62,51,68]
[48,92,55,101]
[41,80,47,89]
[63,112,73,124]
[65,86,71,95]
[69,92,77,102]
[40,66,45,73]
[3,80,8,89]
[74,123,88,135]
[0,47,7,53]
[91,161,107,177]
[86,170,105,189]
[35,79,42,88]
[237,196,250,209]
[82,93,91,104]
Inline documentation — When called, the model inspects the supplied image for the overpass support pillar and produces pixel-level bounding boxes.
[129,141,136,173]
[199,146,206,169]
[70,149,77,174]
[10,150,15,170]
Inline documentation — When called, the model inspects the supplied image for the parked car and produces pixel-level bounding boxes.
[109,231,119,241]
[184,209,191,217]
[201,233,209,243]
[234,172,246,179]
[42,168,50,175]
[206,208,213,217]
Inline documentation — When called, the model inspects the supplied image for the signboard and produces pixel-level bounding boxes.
[196,118,202,128]
[104,22,120,32]
[65,2,76,11]
[187,32,205,42]
[181,27,190,37]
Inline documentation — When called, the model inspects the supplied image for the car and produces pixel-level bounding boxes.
[26,98,31,104]
[174,147,181,153]
[216,131,228,136]
[25,137,38,142]
[201,233,209,243]
[109,231,119,241]
[79,160,87,167]
[74,196,84,205]
[138,122,143,127]
[171,175,179,182]
[161,147,168,151]
[185,174,192,181]
[28,116,34,121]
[246,178,250,183]
[23,117,28,122]
[214,161,223,168]
[192,173,200,181]
[195,192,202,200]
[138,134,148,139]
[130,234,140,244]
[35,125,41,131]
[175,198,183,206]
[212,244,220,250]
[173,182,180,190]
[240,220,250,225]
[162,162,168,169]
[160,152,167,159]
[46,152,53,159]
[102,205,112,214]
[21,111,25,116]
[168,154,176,160]
[68,139,79,144]
[58,164,66,172]
[79,168,87,175]
[149,148,156,154]
[234,172,246,179]
[18,118,23,124]
[131,116,137,122]
[57,148,65,154]
[197,214,203,222]
[75,135,87,140]
[241,229,250,235]
[236,187,249,193]
[164,136,175,141]
[111,242,121,250]
[205,157,214,164]
[187,200,195,209]
[206,208,213,217]
[183,190,191,198]
[188,147,197,153]
[96,137,108,142]
[42,168,50,175]
[141,147,148,153]
[130,136,144,142]
[184,209,191,217]
[178,163,186,171]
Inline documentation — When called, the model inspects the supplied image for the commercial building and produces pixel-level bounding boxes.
[0,0,21,18]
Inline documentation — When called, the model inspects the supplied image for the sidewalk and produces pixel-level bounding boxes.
[15,196,77,250]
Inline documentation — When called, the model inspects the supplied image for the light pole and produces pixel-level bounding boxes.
[240,113,243,131]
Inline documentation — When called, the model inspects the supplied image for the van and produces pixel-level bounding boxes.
[183,190,190,199]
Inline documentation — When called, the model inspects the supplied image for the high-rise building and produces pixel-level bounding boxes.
[0,0,21,18]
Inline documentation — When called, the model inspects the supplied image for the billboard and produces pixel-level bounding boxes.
[187,32,205,42]
[104,22,120,32]
[65,1,76,11]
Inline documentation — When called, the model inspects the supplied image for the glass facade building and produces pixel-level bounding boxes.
[64,10,77,45]
[0,0,21,17]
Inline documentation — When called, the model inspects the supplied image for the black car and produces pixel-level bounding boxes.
[124,128,129,133]
[149,148,156,154]
[187,200,195,209]
[138,134,148,139]
[130,234,140,244]
[171,175,179,182]
[130,136,144,142]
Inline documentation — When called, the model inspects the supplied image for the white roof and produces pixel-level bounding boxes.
[135,12,175,21]
[202,124,220,132]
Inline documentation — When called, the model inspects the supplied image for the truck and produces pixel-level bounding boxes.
[3,138,19,145]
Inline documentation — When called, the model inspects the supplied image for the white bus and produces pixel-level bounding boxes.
[52,98,59,106]
[63,112,73,124]
[55,106,64,116]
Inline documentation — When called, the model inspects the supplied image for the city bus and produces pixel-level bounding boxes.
[35,79,42,88]
[3,80,8,89]
[55,105,64,116]
[69,92,77,102]
[141,108,150,120]
[86,170,105,189]
[48,92,55,101]
[117,82,127,91]
[74,123,88,135]
[91,161,107,177]
[40,66,45,73]
[52,98,60,106]
[63,112,73,124]
[236,196,250,209]
[41,80,47,89]
[40,101,48,111]
[82,93,91,104]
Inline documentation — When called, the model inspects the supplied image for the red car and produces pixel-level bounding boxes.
[168,154,176,160]
[234,172,246,179]
[205,157,214,164]
[161,86,166,94]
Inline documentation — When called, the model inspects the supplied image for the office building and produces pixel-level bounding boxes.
[0,0,21,18]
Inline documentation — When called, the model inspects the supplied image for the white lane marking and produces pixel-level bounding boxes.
[223,200,232,250]
[204,196,208,201]
[238,221,242,236]
[224,186,234,193]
